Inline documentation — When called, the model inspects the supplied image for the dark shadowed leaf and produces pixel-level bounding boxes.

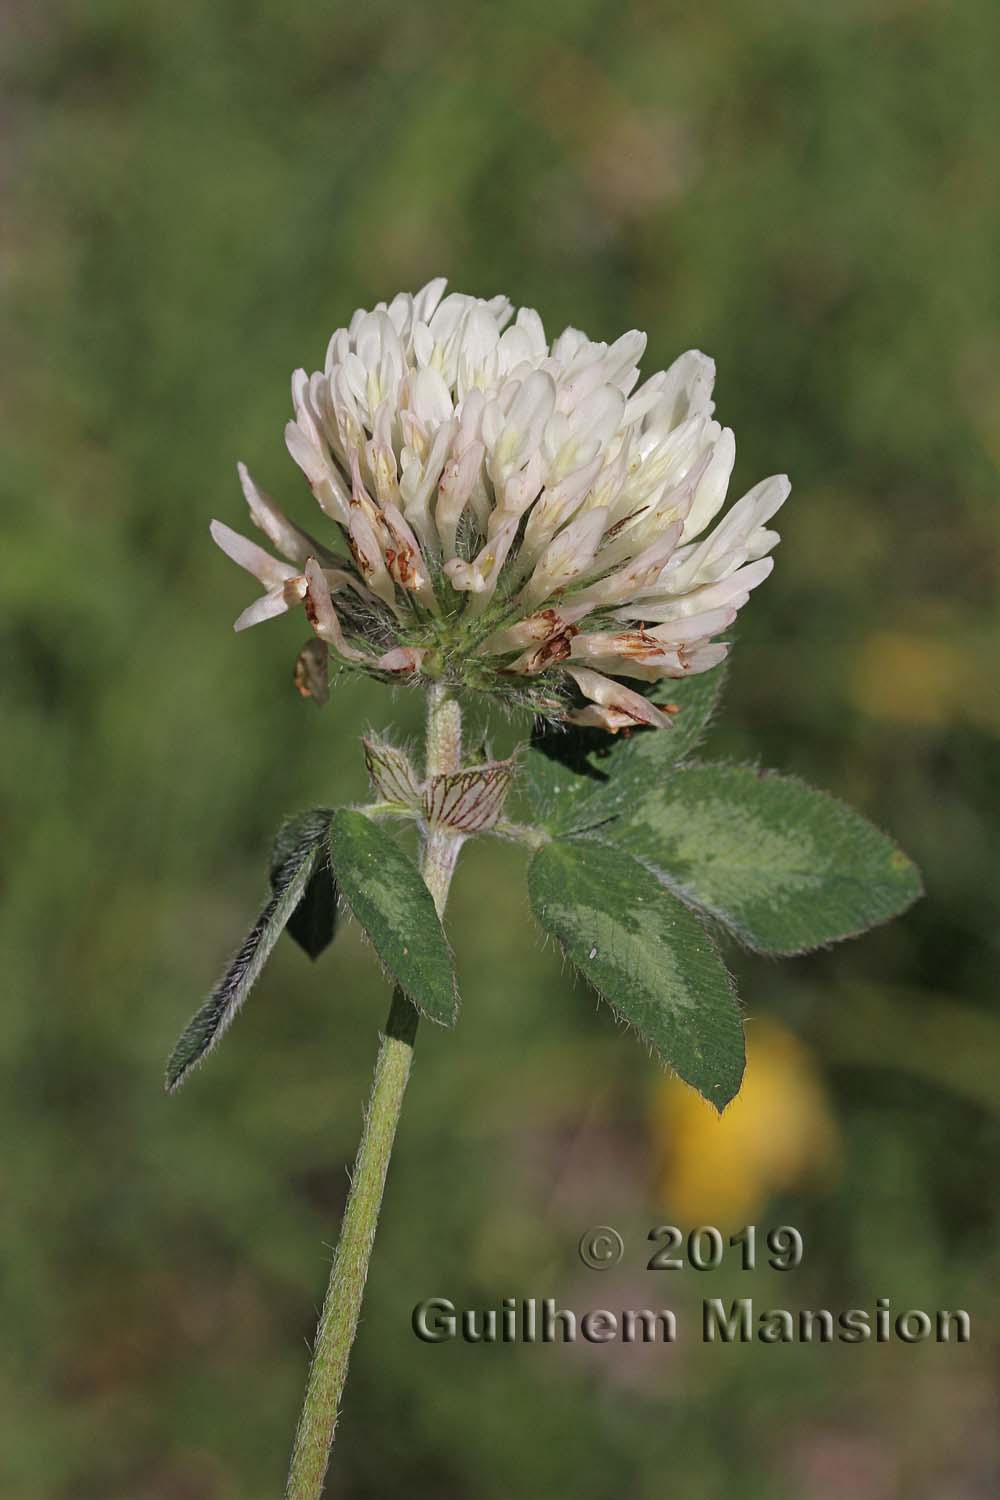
[606,764,923,954]
[165,817,328,1092]
[269,810,338,959]
[327,809,459,1025]
[285,863,337,958]
[527,838,744,1110]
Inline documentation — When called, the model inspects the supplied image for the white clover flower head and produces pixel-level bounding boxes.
[212,279,788,730]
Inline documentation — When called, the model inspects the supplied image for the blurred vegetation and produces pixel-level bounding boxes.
[2,0,998,1496]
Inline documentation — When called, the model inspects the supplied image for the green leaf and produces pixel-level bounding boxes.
[527,838,744,1109]
[520,740,610,836]
[285,862,337,959]
[631,664,728,760]
[606,764,923,954]
[165,821,325,1092]
[524,664,726,835]
[270,810,338,960]
[327,809,459,1025]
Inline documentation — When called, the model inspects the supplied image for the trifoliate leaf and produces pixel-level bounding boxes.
[606,764,923,954]
[327,809,459,1025]
[166,819,327,1092]
[269,810,338,959]
[527,838,744,1110]
[524,664,726,835]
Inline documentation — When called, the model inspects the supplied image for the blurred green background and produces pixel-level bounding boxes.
[3,1,999,1495]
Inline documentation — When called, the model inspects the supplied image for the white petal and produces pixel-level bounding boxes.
[601,329,647,392]
[347,508,397,609]
[303,558,371,661]
[671,474,788,588]
[622,370,667,427]
[413,277,449,325]
[514,458,603,579]
[643,605,737,643]
[427,291,477,343]
[551,326,590,362]
[435,439,486,558]
[380,502,437,608]
[747,527,781,561]
[566,667,674,729]
[233,583,297,632]
[457,306,499,371]
[400,417,458,546]
[236,462,333,567]
[410,366,454,428]
[680,641,730,674]
[481,602,591,655]
[324,327,351,376]
[488,370,558,481]
[210,519,298,589]
[645,350,716,435]
[574,383,627,447]
[283,422,350,524]
[679,427,736,543]
[443,513,520,614]
[376,646,426,673]
[619,557,774,622]
[564,703,640,731]
[519,506,609,609]
[567,522,683,610]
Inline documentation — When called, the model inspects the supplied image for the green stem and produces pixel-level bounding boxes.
[284,684,463,1500]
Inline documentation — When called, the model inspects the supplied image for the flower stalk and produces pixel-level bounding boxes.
[284,683,462,1500]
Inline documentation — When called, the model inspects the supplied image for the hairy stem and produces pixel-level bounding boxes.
[285,684,462,1500]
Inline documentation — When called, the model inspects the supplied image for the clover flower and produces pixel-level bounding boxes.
[212,280,787,731]
[176,280,925,1500]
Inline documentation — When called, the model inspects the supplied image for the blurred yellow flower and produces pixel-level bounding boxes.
[850,631,966,727]
[650,1018,839,1227]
